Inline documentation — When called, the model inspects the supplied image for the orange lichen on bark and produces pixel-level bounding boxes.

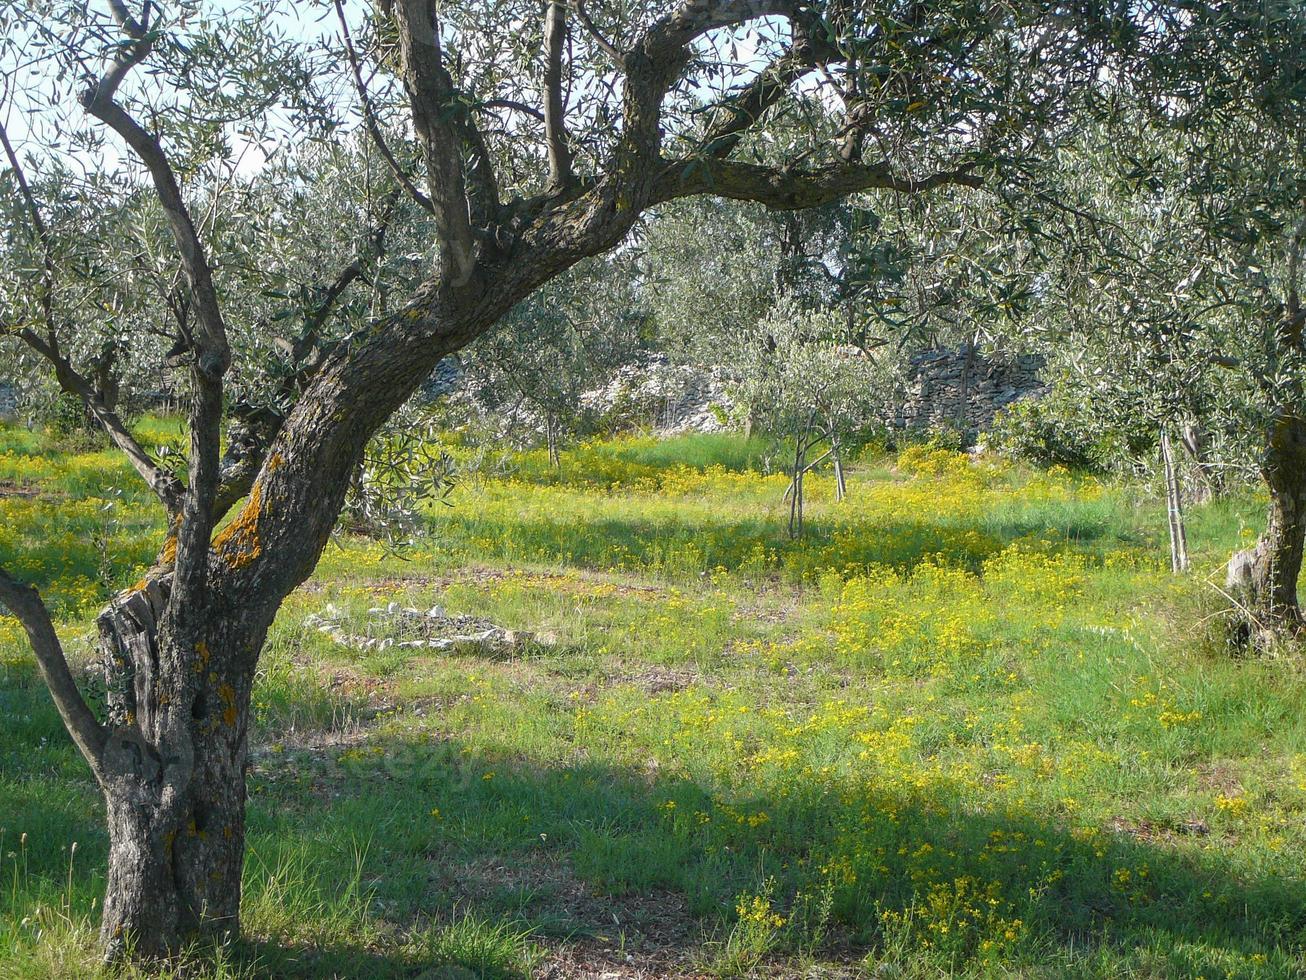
[125,534,177,594]
[212,481,263,569]
[194,640,211,673]
[218,683,238,727]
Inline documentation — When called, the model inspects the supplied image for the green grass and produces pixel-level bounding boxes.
[2,423,1305,977]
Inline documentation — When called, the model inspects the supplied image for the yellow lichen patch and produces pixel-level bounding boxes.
[195,640,211,671]
[265,451,284,473]
[212,482,263,570]
[218,682,238,727]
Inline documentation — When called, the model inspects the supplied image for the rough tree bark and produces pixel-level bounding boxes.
[92,574,269,956]
[1227,413,1306,630]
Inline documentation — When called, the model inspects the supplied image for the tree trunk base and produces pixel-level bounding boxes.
[95,577,250,960]
[1225,543,1304,651]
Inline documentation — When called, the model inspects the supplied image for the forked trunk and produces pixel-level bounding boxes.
[1227,414,1306,633]
[94,576,261,959]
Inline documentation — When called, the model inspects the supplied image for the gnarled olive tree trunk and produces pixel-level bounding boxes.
[93,574,271,958]
[82,286,487,955]
[1227,413,1306,633]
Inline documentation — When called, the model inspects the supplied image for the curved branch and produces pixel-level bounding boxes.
[78,95,229,382]
[0,567,107,772]
[477,98,545,122]
[572,0,622,67]
[619,1,806,180]
[0,117,184,515]
[80,3,230,609]
[696,16,833,159]
[17,328,185,513]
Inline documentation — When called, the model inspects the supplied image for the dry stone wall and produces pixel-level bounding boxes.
[0,382,16,421]
[578,354,735,434]
[888,346,1045,435]
[424,346,1044,440]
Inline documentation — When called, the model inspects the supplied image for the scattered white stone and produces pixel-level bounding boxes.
[305,602,553,656]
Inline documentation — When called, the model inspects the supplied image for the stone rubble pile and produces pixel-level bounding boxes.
[305,602,554,654]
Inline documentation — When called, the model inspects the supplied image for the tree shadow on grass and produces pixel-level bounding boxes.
[426,507,1145,585]
[227,722,1306,978]
[4,655,1304,978]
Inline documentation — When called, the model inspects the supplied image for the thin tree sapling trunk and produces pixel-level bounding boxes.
[1160,426,1189,574]
[832,436,847,502]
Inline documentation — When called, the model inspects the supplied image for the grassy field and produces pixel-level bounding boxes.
[3,422,1306,978]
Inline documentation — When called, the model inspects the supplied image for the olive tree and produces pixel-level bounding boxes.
[735,297,882,534]
[1012,1,1306,627]
[0,0,1139,960]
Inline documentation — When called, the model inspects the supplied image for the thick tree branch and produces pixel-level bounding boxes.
[391,0,480,284]
[544,1,575,189]
[78,99,228,382]
[639,0,798,66]
[619,1,805,181]
[0,567,107,772]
